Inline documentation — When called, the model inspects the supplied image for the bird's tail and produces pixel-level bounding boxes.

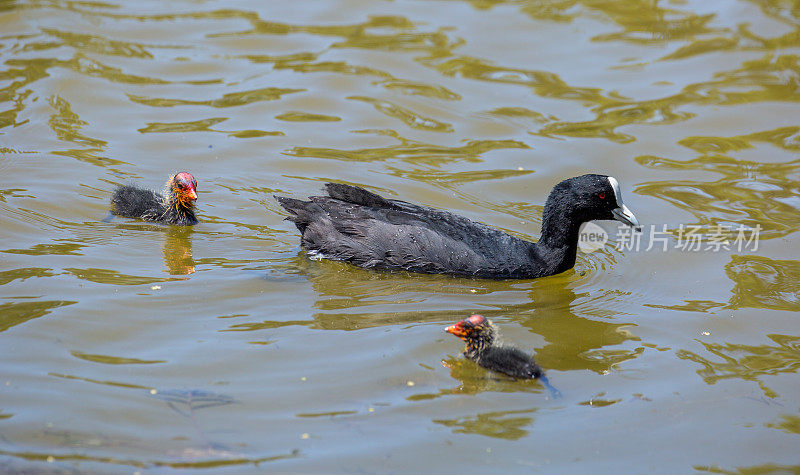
[324,183,391,208]
[274,196,312,233]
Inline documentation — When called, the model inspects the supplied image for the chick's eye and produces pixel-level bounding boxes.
[177,183,186,190]
[598,192,606,200]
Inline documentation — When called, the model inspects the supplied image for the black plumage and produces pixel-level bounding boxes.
[110,172,198,226]
[445,314,543,380]
[275,174,640,279]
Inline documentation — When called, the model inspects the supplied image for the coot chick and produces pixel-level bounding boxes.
[446,314,561,397]
[445,314,543,380]
[275,174,639,279]
[111,172,198,225]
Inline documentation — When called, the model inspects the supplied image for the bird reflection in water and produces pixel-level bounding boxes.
[440,355,561,399]
[432,404,538,440]
[162,227,196,275]
[439,357,544,395]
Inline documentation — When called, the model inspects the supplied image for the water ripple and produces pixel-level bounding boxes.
[128,87,305,108]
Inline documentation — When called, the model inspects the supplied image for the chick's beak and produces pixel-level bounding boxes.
[185,187,197,201]
[445,322,469,340]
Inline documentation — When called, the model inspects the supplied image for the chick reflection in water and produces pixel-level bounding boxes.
[163,227,196,275]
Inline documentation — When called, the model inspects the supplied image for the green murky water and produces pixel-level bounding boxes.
[2,0,800,471]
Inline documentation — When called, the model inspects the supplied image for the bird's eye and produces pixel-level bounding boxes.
[177,183,186,190]
[598,192,606,200]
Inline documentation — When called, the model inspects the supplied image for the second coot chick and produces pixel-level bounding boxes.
[111,172,198,226]
[275,174,640,279]
[445,314,544,380]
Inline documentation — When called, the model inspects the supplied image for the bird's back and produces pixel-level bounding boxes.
[478,346,543,379]
[276,183,541,278]
[111,185,164,220]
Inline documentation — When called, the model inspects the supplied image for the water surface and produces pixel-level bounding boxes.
[2,0,800,472]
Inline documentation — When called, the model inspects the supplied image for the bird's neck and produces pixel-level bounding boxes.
[534,192,584,274]
[464,328,496,361]
[164,192,197,225]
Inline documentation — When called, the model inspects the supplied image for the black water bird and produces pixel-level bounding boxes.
[275,174,640,279]
[445,314,561,396]
[445,314,543,380]
[110,172,199,226]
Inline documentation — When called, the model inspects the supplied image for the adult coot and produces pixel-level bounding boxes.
[275,174,639,279]
[110,172,199,226]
